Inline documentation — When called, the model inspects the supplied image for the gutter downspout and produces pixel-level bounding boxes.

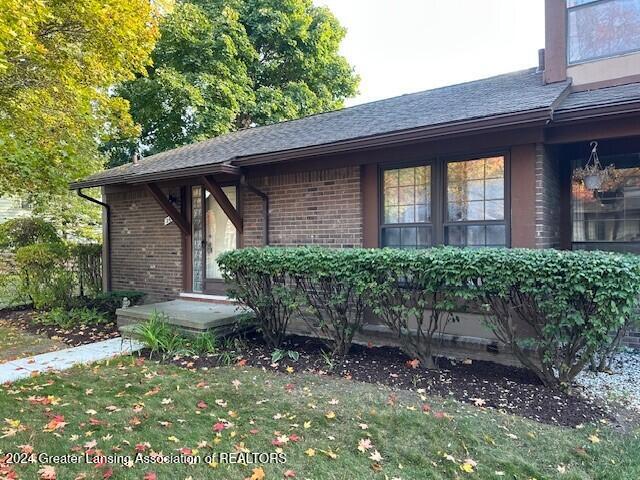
[240,176,269,246]
[77,188,112,292]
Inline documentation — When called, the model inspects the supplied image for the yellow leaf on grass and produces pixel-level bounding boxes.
[304,448,315,457]
[589,435,600,444]
[325,411,336,420]
[250,466,265,480]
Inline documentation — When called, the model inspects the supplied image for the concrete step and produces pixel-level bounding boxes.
[117,299,253,337]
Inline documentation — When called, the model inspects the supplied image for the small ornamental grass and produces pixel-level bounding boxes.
[219,247,640,388]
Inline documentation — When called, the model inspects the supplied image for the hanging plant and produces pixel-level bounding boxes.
[573,141,616,191]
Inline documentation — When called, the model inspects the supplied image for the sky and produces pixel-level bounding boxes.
[314,0,545,106]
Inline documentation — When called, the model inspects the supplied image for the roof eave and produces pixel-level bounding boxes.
[70,106,554,189]
[70,163,240,190]
[232,107,553,167]
[553,99,640,123]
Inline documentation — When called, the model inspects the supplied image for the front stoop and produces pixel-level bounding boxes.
[116,299,253,337]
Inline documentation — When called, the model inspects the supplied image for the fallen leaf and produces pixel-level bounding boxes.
[250,467,265,480]
[369,450,383,462]
[406,359,420,369]
[38,465,57,479]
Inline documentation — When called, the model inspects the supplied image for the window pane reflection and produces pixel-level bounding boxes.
[572,155,640,243]
[447,157,505,222]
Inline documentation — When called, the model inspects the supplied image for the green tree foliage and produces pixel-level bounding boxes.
[28,190,102,242]
[112,0,359,165]
[0,218,61,251]
[0,0,160,195]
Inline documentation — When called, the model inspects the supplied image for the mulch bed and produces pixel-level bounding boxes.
[0,307,119,347]
[0,306,611,427]
[165,334,610,428]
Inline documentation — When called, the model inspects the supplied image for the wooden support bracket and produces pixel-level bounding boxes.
[201,175,243,233]
[145,183,191,236]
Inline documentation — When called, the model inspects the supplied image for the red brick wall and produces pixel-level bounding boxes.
[242,166,363,248]
[106,185,183,302]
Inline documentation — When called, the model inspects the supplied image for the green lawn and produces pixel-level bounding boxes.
[0,358,638,480]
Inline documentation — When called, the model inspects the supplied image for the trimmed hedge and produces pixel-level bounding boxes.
[217,248,302,348]
[219,247,640,386]
[467,248,640,387]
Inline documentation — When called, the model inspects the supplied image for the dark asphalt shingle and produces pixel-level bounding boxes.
[556,81,640,112]
[76,68,573,187]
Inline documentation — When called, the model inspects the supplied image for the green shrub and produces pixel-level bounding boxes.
[291,248,374,360]
[0,273,29,309]
[72,290,145,319]
[220,247,374,361]
[69,243,102,297]
[469,248,640,388]
[366,248,472,369]
[219,246,640,387]
[15,242,73,309]
[36,306,108,329]
[218,248,303,349]
[0,218,60,251]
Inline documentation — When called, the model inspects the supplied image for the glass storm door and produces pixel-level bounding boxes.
[191,185,237,293]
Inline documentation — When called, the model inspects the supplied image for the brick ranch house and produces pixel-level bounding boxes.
[72,0,640,355]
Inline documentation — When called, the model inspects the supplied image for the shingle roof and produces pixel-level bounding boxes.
[75,67,573,188]
[555,81,640,113]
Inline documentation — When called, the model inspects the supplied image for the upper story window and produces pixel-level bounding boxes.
[567,0,640,64]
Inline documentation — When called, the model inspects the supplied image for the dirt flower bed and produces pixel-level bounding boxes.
[162,334,609,427]
[0,307,119,347]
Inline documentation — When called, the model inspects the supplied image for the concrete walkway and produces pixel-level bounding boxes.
[0,338,144,384]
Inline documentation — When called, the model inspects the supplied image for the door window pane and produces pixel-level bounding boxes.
[191,186,204,292]
[205,186,237,279]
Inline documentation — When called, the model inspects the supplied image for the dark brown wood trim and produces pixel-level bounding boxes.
[544,0,567,84]
[546,113,640,144]
[510,144,537,248]
[233,109,551,168]
[182,186,193,292]
[144,183,191,236]
[361,164,379,248]
[201,175,243,233]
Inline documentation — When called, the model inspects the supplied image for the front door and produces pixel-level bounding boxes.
[191,185,238,295]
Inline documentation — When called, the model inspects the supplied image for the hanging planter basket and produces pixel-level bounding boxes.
[583,173,603,190]
[573,141,616,192]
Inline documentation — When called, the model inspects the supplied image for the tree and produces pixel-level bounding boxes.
[112,0,358,166]
[0,0,160,196]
